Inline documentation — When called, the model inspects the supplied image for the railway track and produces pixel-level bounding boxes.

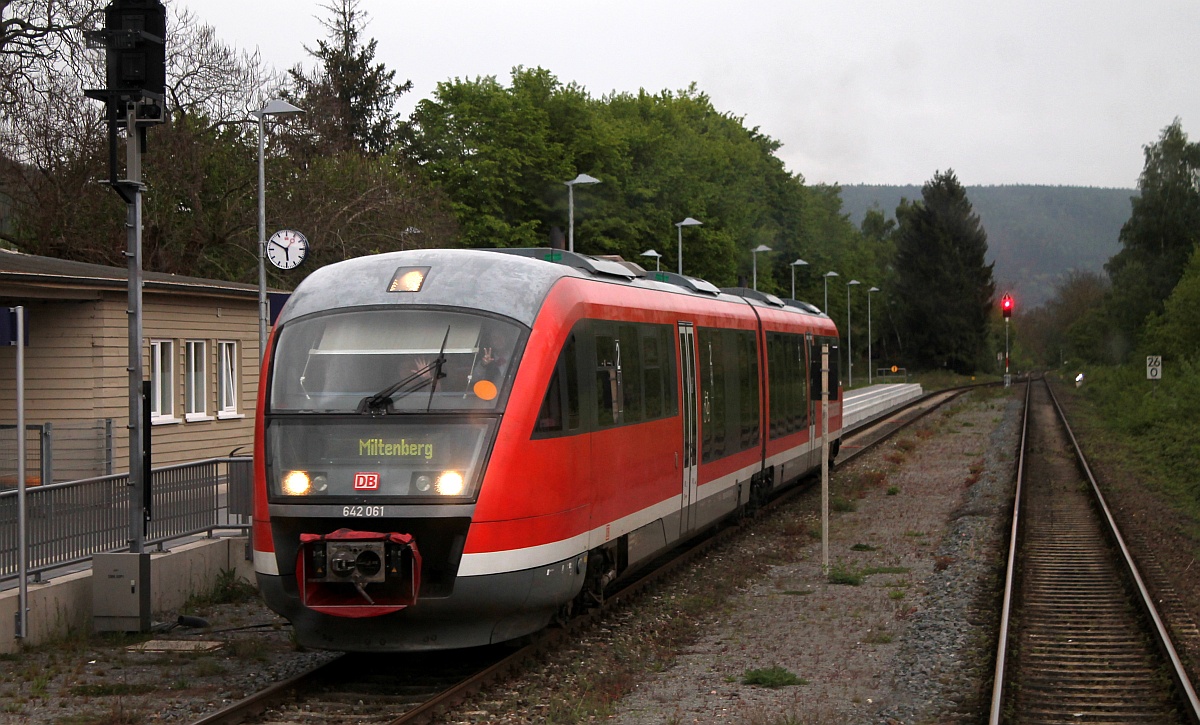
[990,379,1200,724]
[191,386,963,725]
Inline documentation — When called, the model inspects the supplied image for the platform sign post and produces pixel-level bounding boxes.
[820,344,830,574]
[1147,355,1162,381]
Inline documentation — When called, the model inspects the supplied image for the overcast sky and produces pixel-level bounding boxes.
[185,0,1200,189]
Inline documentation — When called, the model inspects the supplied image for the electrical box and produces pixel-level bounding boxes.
[93,552,152,632]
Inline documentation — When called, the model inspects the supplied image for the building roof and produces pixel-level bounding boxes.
[0,248,261,300]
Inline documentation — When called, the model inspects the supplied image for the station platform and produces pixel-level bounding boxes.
[843,383,924,433]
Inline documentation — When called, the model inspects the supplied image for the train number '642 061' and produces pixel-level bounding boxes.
[342,505,384,517]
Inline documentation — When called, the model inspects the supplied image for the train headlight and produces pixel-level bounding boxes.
[281,470,312,496]
[413,474,433,493]
[435,470,464,496]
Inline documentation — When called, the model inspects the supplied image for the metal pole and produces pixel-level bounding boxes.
[753,251,758,290]
[791,266,795,300]
[677,225,683,276]
[567,183,575,254]
[820,343,830,573]
[15,306,27,639]
[125,103,145,556]
[868,292,873,385]
[847,285,852,387]
[257,113,267,361]
[1004,318,1010,387]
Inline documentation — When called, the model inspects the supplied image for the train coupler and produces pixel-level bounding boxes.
[295,529,422,617]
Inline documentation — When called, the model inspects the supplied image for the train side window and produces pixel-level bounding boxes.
[793,335,808,430]
[620,324,643,424]
[737,330,760,450]
[699,328,726,462]
[768,333,786,438]
[643,331,663,419]
[595,333,619,427]
[662,325,678,416]
[564,333,580,430]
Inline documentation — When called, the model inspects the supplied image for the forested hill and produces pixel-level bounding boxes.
[838,185,1135,307]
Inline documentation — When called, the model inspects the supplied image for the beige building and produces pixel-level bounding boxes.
[0,249,264,484]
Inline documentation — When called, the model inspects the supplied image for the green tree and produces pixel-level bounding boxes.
[1142,244,1200,362]
[892,170,996,373]
[1103,119,1200,355]
[286,0,411,155]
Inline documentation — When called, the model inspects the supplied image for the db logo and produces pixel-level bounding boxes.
[353,472,381,490]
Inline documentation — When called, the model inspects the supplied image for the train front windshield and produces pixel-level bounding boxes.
[270,309,522,414]
[265,309,524,501]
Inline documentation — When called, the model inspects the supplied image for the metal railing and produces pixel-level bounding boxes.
[0,419,115,486]
[0,456,252,583]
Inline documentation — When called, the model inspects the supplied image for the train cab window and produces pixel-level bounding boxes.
[534,334,580,436]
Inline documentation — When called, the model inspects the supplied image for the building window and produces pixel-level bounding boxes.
[150,339,175,422]
[218,341,238,417]
[185,340,209,420]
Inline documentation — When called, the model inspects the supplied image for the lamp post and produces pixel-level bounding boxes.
[867,286,879,384]
[846,279,860,386]
[565,173,600,253]
[675,217,702,275]
[790,258,808,300]
[823,271,838,314]
[640,249,662,271]
[253,99,305,361]
[752,244,771,290]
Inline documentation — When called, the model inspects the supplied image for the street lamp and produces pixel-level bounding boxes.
[752,245,771,290]
[565,173,600,253]
[675,217,702,275]
[253,98,305,361]
[640,249,662,271]
[846,279,860,387]
[790,258,808,300]
[823,271,838,314]
[867,286,879,384]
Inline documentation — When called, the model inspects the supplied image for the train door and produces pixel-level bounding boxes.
[677,322,698,536]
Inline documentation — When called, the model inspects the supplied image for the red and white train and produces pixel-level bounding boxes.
[252,248,842,651]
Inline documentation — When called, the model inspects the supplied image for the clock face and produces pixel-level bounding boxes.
[267,230,309,270]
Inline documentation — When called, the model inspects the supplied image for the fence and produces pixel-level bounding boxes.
[0,456,252,583]
[0,419,114,486]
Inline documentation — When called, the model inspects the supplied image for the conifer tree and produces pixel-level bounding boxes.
[892,170,995,373]
[286,0,411,155]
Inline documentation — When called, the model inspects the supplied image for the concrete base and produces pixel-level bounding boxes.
[0,536,253,654]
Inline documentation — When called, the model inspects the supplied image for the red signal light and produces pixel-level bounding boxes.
[1001,294,1013,318]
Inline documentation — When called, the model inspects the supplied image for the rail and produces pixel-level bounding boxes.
[988,379,1200,722]
[0,456,252,583]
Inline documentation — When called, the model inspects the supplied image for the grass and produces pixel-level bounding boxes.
[181,568,259,614]
[827,563,863,586]
[850,543,877,552]
[1065,364,1200,521]
[830,495,857,512]
[886,486,900,495]
[741,666,807,688]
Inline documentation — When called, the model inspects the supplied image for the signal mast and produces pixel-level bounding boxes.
[1001,294,1014,386]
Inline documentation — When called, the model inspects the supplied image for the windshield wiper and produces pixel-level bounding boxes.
[357,326,450,414]
[425,326,451,412]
